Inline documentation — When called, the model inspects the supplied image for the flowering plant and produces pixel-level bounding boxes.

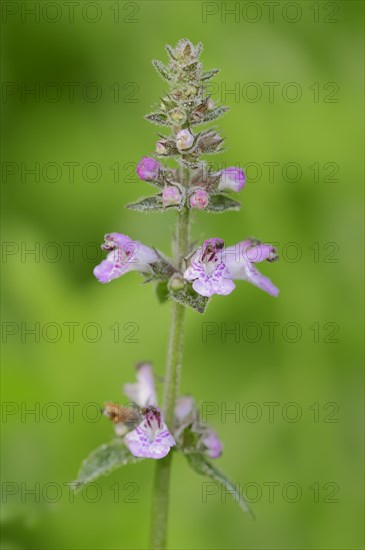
[75,39,279,548]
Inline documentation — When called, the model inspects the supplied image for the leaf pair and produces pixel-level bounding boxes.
[127,193,240,214]
[74,440,253,518]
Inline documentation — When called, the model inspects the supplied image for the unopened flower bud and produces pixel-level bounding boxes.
[169,273,185,291]
[156,141,167,155]
[218,167,245,192]
[176,129,194,151]
[175,396,195,421]
[185,85,196,97]
[170,109,185,123]
[207,98,215,110]
[162,186,182,207]
[136,157,160,181]
[202,430,223,459]
[175,39,194,60]
[189,189,209,210]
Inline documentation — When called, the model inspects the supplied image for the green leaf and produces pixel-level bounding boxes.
[186,453,254,518]
[201,68,220,81]
[160,96,177,111]
[127,194,178,213]
[145,112,169,126]
[195,42,204,57]
[206,194,241,213]
[74,439,142,492]
[183,60,200,79]
[169,284,209,314]
[156,281,169,303]
[152,59,171,81]
[165,44,177,61]
[190,106,229,127]
[196,130,224,154]
[178,425,200,453]
[203,106,229,123]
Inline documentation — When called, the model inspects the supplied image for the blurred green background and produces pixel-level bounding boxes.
[1,1,364,549]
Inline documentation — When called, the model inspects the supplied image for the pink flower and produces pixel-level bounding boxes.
[125,406,176,459]
[218,167,245,192]
[136,157,160,181]
[184,238,278,297]
[123,364,175,460]
[190,189,209,210]
[94,233,157,284]
[162,186,182,207]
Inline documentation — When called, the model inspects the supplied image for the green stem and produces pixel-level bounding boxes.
[164,205,190,427]
[149,453,172,550]
[149,203,190,549]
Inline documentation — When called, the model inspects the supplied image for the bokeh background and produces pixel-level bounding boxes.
[1,1,364,549]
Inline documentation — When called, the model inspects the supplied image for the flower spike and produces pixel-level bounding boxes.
[81,40,280,533]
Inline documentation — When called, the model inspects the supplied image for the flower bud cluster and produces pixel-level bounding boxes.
[130,39,247,213]
[136,155,245,211]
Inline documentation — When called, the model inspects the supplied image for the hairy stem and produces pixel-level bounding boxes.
[164,204,190,426]
[149,197,190,549]
[149,453,172,549]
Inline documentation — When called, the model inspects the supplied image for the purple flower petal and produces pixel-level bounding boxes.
[225,240,279,296]
[218,167,245,192]
[125,406,175,459]
[175,396,195,422]
[101,233,132,250]
[184,239,234,297]
[184,237,278,297]
[93,252,131,284]
[244,263,279,297]
[94,234,158,284]
[202,429,223,459]
[225,240,278,264]
[123,363,157,408]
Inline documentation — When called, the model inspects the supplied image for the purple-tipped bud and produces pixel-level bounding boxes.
[168,273,185,291]
[175,396,195,421]
[189,189,209,210]
[176,129,194,151]
[136,157,160,181]
[202,430,223,459]
[218,167,245,192]
[162,186,182,207]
